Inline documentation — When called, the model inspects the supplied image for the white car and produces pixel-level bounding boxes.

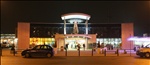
[136,44,150,58]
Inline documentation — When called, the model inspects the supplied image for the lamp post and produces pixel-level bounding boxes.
[130,34,131,56]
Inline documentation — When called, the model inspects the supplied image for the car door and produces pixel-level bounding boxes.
[40,45,49,56]
[30,45,41,57]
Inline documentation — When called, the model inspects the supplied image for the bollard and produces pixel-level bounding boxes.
[92,49,93,56]
[78,48,80,56]
[115,49,119,56]
[65,47,67,56]
[117,49,119,56]
[115,49,118,54]
[104,49,106,56]
[13,49,16,56]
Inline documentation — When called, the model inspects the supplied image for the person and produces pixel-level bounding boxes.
[97,43,101,48]
[43,42,46,45]
[65,43,69,50]
[97,41,101,48]
[77,44,81,51]
[31,43,35,48]
[10,44,15,56]
[83,44,85,50]
[97,43,101,54]
[110,44,113,50]
[141,44,144,48]
[101,43,104,48]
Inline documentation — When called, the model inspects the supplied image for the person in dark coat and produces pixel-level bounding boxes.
[65,43,69,50]
[83,44,85,50]
[10,44,16,55]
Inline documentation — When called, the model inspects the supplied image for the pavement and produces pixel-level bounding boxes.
[1,48,137,57]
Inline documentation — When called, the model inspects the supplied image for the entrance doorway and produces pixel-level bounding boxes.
[65,38,86,50]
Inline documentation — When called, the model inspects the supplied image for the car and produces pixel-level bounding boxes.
[136,44,150,58]
[21,45,54,58]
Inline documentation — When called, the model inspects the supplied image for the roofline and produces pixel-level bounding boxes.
[61,13,90,17]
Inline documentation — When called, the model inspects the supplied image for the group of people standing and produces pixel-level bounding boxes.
[96,42,114,50]
[65,43,86,50]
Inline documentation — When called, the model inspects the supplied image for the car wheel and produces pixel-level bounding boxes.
[25,53,30,58]
[47,53,52,58]
[145,53,150,58]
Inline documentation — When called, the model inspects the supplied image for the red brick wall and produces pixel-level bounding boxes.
[17,22,30,50]
[121,23,134,49]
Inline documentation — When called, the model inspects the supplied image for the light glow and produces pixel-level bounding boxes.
[61,13,91,20]
[128,37,150,42]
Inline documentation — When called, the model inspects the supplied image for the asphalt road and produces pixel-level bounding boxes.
[1,56,150,65]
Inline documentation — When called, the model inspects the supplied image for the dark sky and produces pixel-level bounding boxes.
[1,1,150,36]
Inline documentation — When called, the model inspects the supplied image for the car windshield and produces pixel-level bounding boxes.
[145,44,150,48]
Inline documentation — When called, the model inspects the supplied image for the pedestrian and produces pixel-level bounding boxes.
[110,44,113,50]
[10,44,15,56]
[141,44,144,48]
[77,44,81,51]
[101,43,104,48]
[83,44,85,50]
[97,43,101,48]
[65,43,69,50]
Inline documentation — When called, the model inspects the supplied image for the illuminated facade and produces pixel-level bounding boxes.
[0,34,18,48]
[17,13,134,50]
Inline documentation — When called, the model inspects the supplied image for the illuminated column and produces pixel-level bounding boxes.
[64,18,66,49]
[73,21,79,34]
[85,18,88,49]
[64,18,66,35]
[85,37,88,49]
[85,20,88,34]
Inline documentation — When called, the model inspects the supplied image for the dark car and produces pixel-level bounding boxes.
[21,45,54,58]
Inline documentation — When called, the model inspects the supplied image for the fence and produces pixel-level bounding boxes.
[54,48,137,57]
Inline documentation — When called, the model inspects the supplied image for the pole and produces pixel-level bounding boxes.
[65,48,67,56]
[130,41,131,56]
[104,49,106,56]
[92,49,93,56]
[130,34,131,56]
[0,44,2,56]
[117,49,119,56]
[78,48,80,56]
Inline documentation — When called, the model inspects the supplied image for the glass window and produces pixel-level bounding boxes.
[41,46,47,49]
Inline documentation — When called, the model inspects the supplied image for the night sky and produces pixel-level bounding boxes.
[1,1,150,36]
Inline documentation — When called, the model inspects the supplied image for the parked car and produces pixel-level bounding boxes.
[136,44,150,58]
[21,45,54,58]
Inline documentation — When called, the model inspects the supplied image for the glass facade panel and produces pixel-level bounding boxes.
[30,23,121,38]
[29,38,55,48]
[96,38,121,48]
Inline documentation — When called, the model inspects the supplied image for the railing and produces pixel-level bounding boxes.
[56,48,136,57]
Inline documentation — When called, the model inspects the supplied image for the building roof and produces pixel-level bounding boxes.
[61,13,91,20]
